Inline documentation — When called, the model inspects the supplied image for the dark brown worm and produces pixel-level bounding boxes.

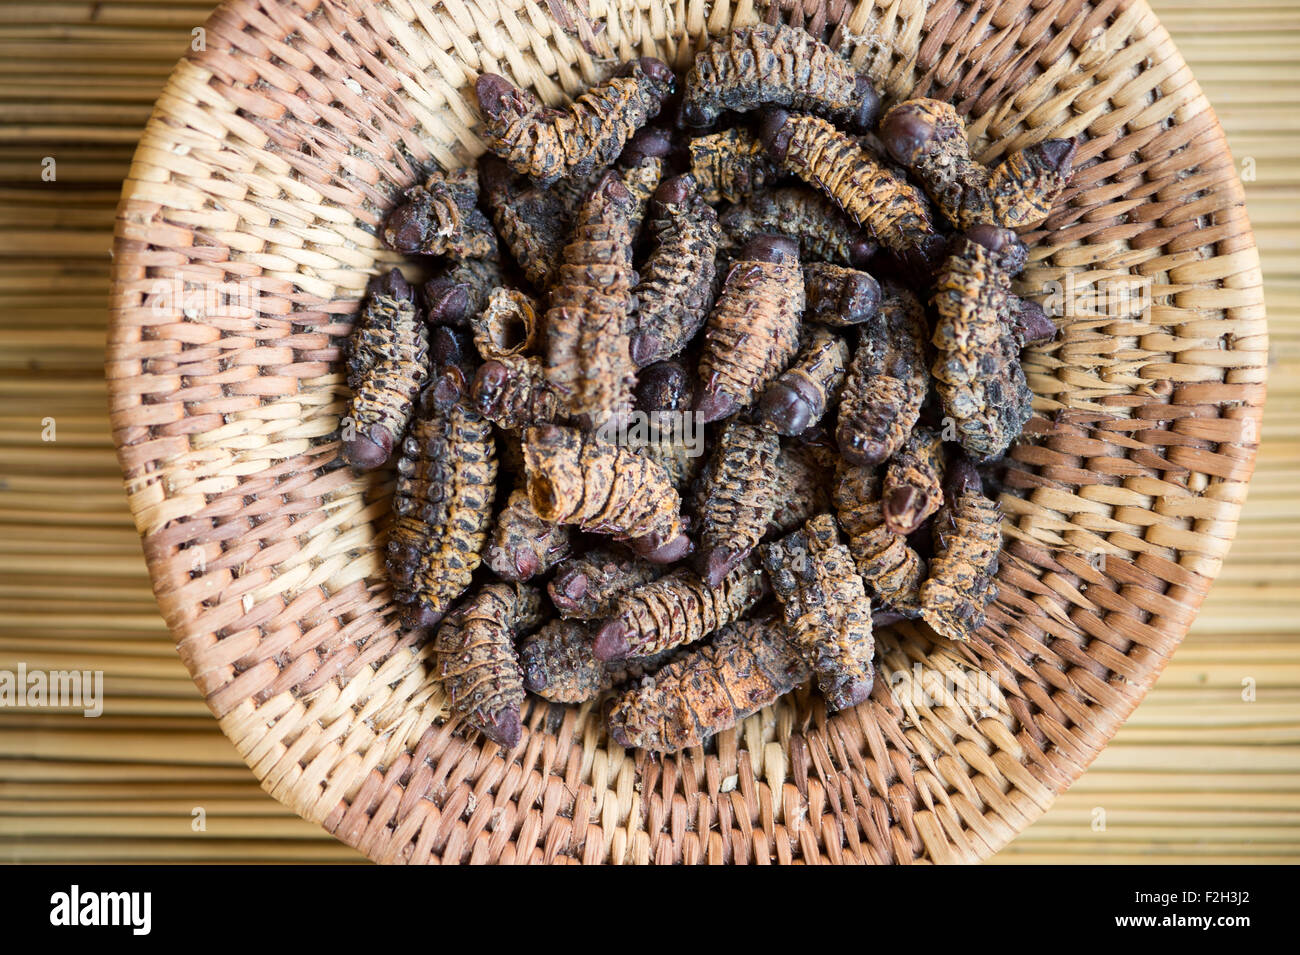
[881,425,945,536]
[593,558,767,662]
[680,23,879,130]
[761,513,874,712]
[629,360,703,490]
[342,271,427,471]
[606,615,811,753]
[383,167,498,259]
[547,548,663,620]
[523,424,689,562]
[688,127,783,204]
[920,458,1001,642]
[760,109,944,276]
[435,582,544,747]
[696,420,781,586]
[471,354,562,430]
[485,486,573,582]
[387,371,497,628]
[475,59,674,186]
[758,324,850,436]
[836,283,929,467]
[768,443,833,537]
[422,256,506,329]
[695,234,805,423]
[832,461,926,618]
[544,171,638,425]
[478,154,599,290]
[631,174,721,367]
[931,227,1034,462]
[618,125,672,237]
[520,618,677,704]
[879,98,1076,230]
[719,187,876,267]
[802,262,881,328]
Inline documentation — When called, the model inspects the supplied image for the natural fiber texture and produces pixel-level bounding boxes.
[101,0,1267,864]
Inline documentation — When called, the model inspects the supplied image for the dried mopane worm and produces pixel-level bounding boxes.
[881,425,945,536]
[759,324,850,436]
[836,283,929,467]
[631,361,702,491]
[471,287,539,361]
[688,127,783,204]
[523,424,689,562]
[435,582,545,747]
[832,461,926,617]
[593,559,767,662]
[606,615,811,754]
[695,234,805,423]
[545,171,637,425]
[547,548,662,619]
[631,175,721,367]
[618,126,672,237]
[931,226,1034,462]
[761,514,875,712]
[520,618,676,704]
[719,187,875,266]
[475,58,675,186]
[471,354,561,429]
[760,110,944,275]
[768,443,833,537]
[387,371,498,628]
[478,155,582,289]
[879,98,1077,230]
[920,458,1001,642]
[802,262,881,328]
[383,167,497,259]
[342,271,428,470]
[485,486,573,582]
[423,256,505,329]
[696,420,780,586]
[680,23,880,130]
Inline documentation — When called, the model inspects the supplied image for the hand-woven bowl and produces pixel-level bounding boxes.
[107,0,1266,864]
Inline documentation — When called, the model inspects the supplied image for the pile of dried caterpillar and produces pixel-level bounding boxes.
[334,31,1077,753]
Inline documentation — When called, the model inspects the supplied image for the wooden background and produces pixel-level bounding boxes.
[0,0,1295,864]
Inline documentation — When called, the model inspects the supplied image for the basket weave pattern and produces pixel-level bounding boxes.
[107,0,1266,863]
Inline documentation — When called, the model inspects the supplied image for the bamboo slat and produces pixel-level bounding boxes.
[0,0,1294,863]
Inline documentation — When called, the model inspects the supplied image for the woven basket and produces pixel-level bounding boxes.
[107,0,1266,864]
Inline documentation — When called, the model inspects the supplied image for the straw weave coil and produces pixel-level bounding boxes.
[107,0,1266,864]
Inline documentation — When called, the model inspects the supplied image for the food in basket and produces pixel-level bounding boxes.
[762,514,876,712]
[688,127,783,204]
[435,582,545,746]
[758,323,850,436]
[694,234,805,422]
[606,615,810,753]
[338,25,1076,752]
[630,174,721,367]
[931,225,1035,462]
[679,23,879,130]
[695,420,781,585]
[919,457,1003,642]
[386,367,498,628]
[879,98,1077,230]
[475,58,675,186]
[544,170,638,425]
[383,167,498,259]
[835,283,929,467]
[341,271,428,470]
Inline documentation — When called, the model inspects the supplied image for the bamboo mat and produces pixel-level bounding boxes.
[0,0,1295,865]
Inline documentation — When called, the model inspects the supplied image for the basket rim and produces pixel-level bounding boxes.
[104,0,1268,864]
